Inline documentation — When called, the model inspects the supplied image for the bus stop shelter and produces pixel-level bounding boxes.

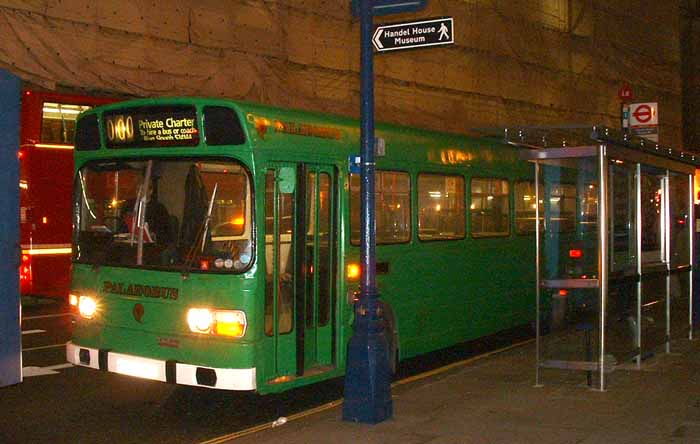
[500,126,697,391]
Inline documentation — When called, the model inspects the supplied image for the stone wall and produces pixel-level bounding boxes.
[0,0,687,147]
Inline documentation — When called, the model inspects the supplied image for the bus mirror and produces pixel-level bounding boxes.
[278,167,296,194]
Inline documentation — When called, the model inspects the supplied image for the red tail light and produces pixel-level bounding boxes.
[20,254,31,282]
[558,289,568,297]
[569,249,583,259]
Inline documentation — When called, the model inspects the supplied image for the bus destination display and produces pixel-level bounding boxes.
[104,106,199,148]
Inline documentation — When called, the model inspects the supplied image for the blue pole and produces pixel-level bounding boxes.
[0,69,22,387]
[343,0,393,424]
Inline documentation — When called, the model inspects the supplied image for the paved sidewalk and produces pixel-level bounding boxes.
[227,339,700,444]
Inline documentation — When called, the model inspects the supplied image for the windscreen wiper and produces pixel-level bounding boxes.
[201,183,218,253]
[182,182,218,274]
[136,160,153,266]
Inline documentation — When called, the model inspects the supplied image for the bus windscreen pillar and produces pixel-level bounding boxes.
[0,69,22,387]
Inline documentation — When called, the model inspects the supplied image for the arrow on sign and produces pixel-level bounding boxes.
[373,28,384,49]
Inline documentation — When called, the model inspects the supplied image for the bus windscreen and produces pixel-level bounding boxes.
[103,106,200,148]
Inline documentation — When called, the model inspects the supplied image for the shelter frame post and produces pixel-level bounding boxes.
[635,163,643,368]
[664,171,671,354]
[690,173,695,340]
[535,161,542,387]
[597,144,609,392]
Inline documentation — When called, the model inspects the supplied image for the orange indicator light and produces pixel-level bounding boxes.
[347,263,361,281]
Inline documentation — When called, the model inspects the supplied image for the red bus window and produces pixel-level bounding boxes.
[41,102,92,145]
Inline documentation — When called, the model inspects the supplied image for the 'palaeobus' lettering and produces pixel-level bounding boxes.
[102,281,179,300]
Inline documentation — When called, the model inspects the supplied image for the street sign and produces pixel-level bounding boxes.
[372,17,453,52]
[348,154,361,174]
[630,102,657,126]
[629,102,659,142]
[351,0,428,17]
[618,84,634,102]
[621,103,630,130]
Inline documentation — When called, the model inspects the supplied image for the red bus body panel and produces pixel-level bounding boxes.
[19,90,117,298]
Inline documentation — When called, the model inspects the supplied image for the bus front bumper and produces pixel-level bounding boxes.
[66,341,256,391]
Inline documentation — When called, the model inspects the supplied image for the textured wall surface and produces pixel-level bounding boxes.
[682,4,699,150]
[0,0,688,147]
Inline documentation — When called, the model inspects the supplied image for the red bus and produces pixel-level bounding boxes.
[19,90,116,299]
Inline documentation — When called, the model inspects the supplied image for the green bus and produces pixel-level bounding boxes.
[66,98,536,393]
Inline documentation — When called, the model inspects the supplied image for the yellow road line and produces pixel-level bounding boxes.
[197,338,533,444]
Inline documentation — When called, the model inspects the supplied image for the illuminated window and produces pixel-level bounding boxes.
[515,181,543,234]
[548,184,576,233]
[471,178,510,238]
[350,171,411,244]
[418,174,465,241]
[580,183,598,232]
[41,102,92,145]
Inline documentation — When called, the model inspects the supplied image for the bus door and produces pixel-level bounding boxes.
[264,164,336,381]
[302,165,336,371]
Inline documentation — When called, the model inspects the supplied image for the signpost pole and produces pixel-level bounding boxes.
[343,0,393,424]
[0,69,22,388]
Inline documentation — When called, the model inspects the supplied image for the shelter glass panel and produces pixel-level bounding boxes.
[610,162,637,273]
[640,171,664,265]
[538,156,606,385]
[669,173,690,267]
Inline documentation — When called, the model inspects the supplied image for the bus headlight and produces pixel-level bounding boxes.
[187,308,247,338]
[187,308,214,333]
[78,296,98,319]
